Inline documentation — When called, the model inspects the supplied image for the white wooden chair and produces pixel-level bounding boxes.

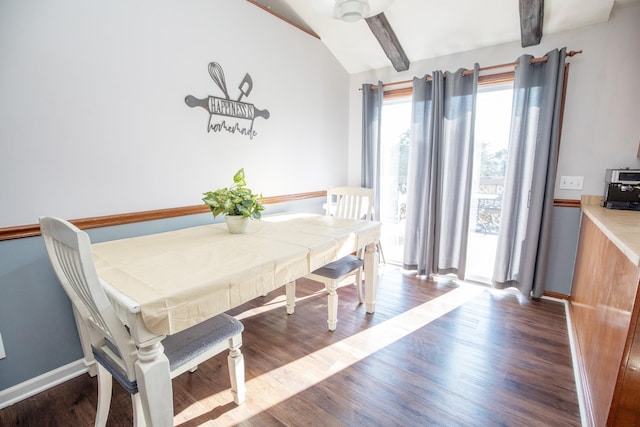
[39,217,245,427]
[286,186,374,331]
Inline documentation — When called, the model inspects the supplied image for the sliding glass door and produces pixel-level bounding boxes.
[379,98,411,264]
[465,83,513,283]
[379,82,513,281]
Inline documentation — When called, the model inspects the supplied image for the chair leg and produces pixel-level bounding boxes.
[326,279,338,331]
[131,392,146,427]
[94,365,112,427]
[355,268,364,304]
[377,241,386,264]
[228,335,246,405]
[285,281,296,314]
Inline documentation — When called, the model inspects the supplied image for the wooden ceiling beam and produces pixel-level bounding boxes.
[365,12,410,72]
[519,0,544,47]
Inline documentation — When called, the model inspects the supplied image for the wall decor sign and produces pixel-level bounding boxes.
[185,62,270,139]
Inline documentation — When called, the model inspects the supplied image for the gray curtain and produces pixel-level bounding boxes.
[403,66,479,276]
[493,48,567,298]
[361,82,383,220]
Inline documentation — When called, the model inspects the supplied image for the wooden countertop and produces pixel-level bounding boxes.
[581,195,640,266]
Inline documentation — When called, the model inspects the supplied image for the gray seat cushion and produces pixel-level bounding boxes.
[312,255,363,279]
[163,313,244,372]
[92,313,243,394]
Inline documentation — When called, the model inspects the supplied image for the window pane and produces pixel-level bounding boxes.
[380,98,411,265]
[379,81,513,275]
[466,83,513,283]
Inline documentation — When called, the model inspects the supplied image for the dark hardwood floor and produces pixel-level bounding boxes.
[0,266,581,426]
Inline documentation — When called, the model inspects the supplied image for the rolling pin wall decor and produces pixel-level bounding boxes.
[185,62,269,140]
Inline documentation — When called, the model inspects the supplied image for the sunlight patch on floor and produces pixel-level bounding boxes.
[175,282,487,426]
[232,276,371,322]
[231,290,324,322]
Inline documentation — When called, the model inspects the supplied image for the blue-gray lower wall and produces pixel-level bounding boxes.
[0,201,579,392]
[542,206,582,296]
[0,198,324,391]
[0,234,84,391]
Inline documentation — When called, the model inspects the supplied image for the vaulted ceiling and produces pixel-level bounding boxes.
[248,0,638,74]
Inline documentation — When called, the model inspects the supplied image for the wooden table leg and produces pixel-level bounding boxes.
[364,242,379,313]
[135,338,174,427]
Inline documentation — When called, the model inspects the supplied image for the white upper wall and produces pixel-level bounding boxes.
[0,0,350,228]
[347,3,640,199]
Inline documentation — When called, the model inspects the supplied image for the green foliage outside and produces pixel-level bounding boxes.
[393,131,506,179]
[398,129,410,179]
[479,141,507,177]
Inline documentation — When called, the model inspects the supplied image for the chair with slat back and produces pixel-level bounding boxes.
[329,186,374,222]
[39,216,246,427]
[285,187,375,331]
[328,186,386,264]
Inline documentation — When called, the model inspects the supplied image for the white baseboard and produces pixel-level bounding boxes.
[562,299,588,427]
[0,359,88,410]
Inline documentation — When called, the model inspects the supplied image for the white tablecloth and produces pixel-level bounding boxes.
[92,214,380,335]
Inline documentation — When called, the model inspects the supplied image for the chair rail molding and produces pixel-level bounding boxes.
[0,191,325,241]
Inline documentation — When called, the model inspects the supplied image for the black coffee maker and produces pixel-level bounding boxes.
[604,168,640,210]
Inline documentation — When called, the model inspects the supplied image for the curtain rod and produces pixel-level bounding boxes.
[367,49,583,90]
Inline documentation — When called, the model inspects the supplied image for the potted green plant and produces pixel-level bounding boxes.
[202,168,264,233]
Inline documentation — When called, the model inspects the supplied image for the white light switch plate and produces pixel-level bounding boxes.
[559,176,584,190]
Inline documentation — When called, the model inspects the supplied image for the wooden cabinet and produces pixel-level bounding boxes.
[570,210,640,426]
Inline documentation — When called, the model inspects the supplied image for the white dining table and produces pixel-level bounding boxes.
[88,213,380,427]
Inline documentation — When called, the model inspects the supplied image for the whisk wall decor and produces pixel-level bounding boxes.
[185,62,270,140]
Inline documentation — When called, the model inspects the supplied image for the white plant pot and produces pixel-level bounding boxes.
[225,215,249,234]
